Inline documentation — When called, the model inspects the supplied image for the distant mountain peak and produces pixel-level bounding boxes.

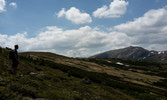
[91,46,167,63]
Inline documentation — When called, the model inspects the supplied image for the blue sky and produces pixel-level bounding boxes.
[0,0,167,57]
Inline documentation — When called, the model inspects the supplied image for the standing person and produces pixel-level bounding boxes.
[11,44,19,75]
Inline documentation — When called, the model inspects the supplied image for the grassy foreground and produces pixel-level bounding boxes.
[0,47,167,100]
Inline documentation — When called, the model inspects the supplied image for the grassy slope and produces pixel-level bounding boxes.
[0,47,167,100]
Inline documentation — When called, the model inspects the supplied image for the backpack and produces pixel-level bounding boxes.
[9,50,15,60]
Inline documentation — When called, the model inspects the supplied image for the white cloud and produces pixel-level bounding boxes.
[93,0,128,18]
[114,7,167,35]
[148,44,167,51]
[114,6,167,51]
[9,2,17,8]
[57,8,65,18]
[0,0,6,12]
[0,26,129,57]
[57,7,92,24]
[67,48,90,57]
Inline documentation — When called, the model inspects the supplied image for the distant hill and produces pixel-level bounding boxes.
[91,46,167,63]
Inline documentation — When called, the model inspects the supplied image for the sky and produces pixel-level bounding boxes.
[0,0,167,57]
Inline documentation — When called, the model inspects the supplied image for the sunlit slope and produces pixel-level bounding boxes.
[22,51,167,88]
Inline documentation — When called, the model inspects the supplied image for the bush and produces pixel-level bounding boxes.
[154,79,167,89]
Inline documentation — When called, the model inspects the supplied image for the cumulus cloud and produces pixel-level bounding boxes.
[0,26,129,57]
[148,44,167,51]
[0,0,6,12]
[1,6,167,57]
[57,7,92,24]
[66,48,90,57]
[93,0,128,18]
[9,2,17,8]
[114,6,167,51]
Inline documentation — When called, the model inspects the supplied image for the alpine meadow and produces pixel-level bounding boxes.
[0,0,167,100]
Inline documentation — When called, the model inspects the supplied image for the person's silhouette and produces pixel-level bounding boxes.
[12,45,19,75]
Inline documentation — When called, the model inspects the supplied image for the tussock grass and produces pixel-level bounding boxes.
[0,47,166,100]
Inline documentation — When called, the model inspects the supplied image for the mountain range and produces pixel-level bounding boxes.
[91,46,167,63]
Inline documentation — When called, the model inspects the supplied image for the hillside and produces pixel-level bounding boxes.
[0,47,167,100]
[91,46,167,63]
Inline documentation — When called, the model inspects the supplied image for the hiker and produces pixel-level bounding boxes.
[11,45,19,75]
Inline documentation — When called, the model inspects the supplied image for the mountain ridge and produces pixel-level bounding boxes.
[91,46,167,63]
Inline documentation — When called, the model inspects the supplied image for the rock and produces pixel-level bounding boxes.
[29,72,37,75]
[23,97,48,100]
[81,78,91,84]
[29,71,44,76]
[37,71,44,76]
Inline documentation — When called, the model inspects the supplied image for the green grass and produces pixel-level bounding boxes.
[81,58,167,78]
[0,47,167,100]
